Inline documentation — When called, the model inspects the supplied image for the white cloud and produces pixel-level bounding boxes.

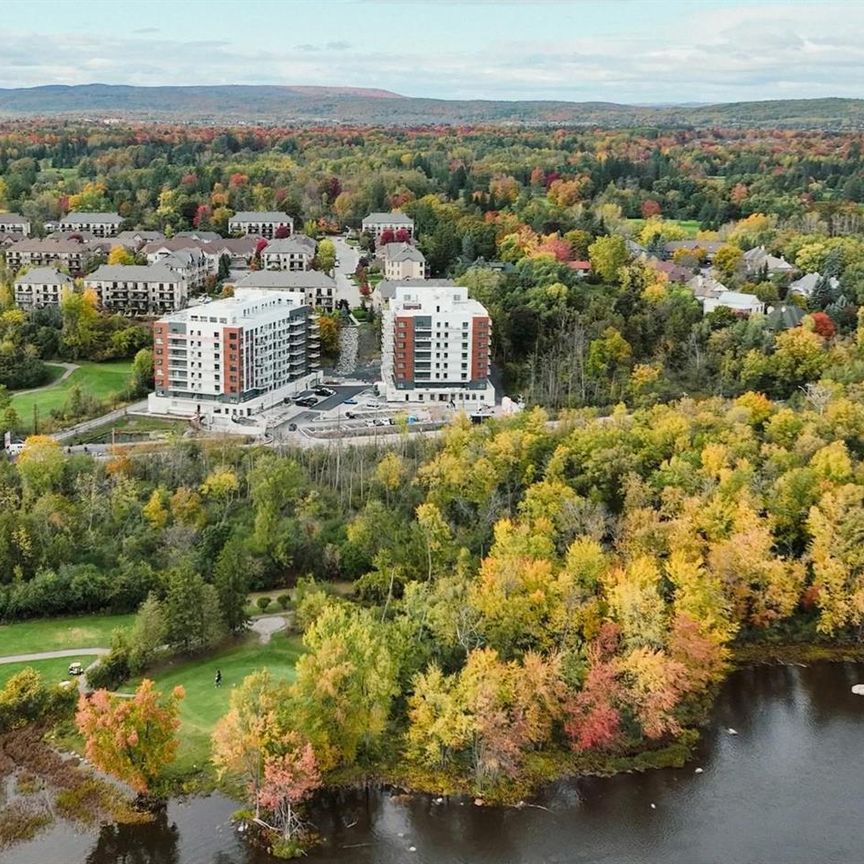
[2,3,864,102]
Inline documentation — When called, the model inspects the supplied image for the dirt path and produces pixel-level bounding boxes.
[250,615,287,644]
[12,361,79,397]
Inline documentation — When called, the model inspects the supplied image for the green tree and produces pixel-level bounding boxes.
[588,235,628,283]
[214,535,252,634]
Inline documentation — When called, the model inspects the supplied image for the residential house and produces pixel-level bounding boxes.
[175,230,223,243]
[145,244,209,289]
[57,211,124,237]
[374,278,456,311]
[115,230,165,249]
[686,273,728,300]
[0,213,31,236]
[5,237,103,276]
[234,269,337,311]
[664,240,723,261]
[85,263,187,315]
[787,271,839,301]
[702,290,765,316]
[649,258,691,284]
[381,283,494,407]
[382,242,426,280]
[765,303,806,331]
[14,267,72,309]
[228,211,293,239]
[743,245,795,278]
[149,289,319,420]
[361,211,414,241]
[260,235,317,271]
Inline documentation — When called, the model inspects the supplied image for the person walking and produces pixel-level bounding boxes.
[215,669,222,688]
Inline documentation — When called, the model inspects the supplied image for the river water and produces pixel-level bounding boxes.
[6,662,864,864]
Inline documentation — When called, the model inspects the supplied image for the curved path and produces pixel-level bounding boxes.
[0,647,109,664]
[12,361,79,397]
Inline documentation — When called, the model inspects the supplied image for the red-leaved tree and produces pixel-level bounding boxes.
[258,738,321,842]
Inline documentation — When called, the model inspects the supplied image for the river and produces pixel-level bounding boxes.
[6,662,864,864]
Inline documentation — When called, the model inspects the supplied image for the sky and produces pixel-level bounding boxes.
[3,0,864,104]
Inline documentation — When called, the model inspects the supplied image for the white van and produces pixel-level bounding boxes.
[5,442,24,457]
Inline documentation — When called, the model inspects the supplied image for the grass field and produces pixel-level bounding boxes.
[71,414,188,445]
[626,217,703,238]
[0,612,134,657]
[11,360,134,433]
[132,632,304,772]
[0,656,98,688]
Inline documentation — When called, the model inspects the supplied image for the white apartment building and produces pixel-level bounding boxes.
[14,267,73,309]
[5,238,103,276]
[381,284,494,406]
[85,263,188,316]
[383,242,426,280]
[228,211,293,239]
[234,270,337,312]
[361,211,414,240]
[149,289,320,419]
[260,235,317,271]
[0,213,31,236]
[57,211,124,237]
[145,245,209,290]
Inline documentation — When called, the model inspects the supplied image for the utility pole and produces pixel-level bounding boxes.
[32,404,38,436]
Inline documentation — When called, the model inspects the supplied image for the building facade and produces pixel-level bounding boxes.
[149,289,320,419]
[382,242,426,280]
[381,284,494,406]
[0,213,31,236]
[361,211,415,240]
[57,211,124,237]
[14,267,73,309]
[234,270,337,311]
[260,235,317,271]
[5,238,103,276]
[228,211,293,239]
[85,263,188,315]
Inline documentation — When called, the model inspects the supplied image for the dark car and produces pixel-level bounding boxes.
[314,387,335,397]
[295,396,319,408]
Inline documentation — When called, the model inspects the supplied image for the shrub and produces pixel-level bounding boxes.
[256,596,272,613]
[86,648,130,691]
[0,668,77,733]
[276,594,292,611]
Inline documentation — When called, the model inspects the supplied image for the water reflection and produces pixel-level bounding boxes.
[6,662,864,864]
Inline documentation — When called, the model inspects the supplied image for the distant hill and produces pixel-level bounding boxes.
[1,84,863,129]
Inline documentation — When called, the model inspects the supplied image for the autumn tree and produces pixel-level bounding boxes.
[76,679,184,794]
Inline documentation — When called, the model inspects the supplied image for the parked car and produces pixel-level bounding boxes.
[295,396,319,408]
[344,397,358,405]
[314,387,335,397]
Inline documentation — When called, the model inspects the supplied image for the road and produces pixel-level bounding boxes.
[0,647,109,664]
[331,235,362,308]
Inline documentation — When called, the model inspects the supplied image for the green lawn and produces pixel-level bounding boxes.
[0,656,96,688]
[0,612,133,657]
[132,632,304,772]
[11,360,134,433]
[626,217,702,238]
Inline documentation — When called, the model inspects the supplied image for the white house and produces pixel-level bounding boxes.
[0,213,31,236]
[85,263,188,315]
[14,267,72,309]
[702,290,765,316]
[361,211,414,240]
[787,271,839,300]
[228,211,293,239]
[382,242,426,280]
[234,269,337,311]
[57,211,124,237]
[260,235,317,271]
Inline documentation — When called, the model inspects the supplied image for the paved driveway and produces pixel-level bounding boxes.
[332,236,362,309]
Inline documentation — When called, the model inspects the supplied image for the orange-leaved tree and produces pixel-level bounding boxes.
[76,679,184,794]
